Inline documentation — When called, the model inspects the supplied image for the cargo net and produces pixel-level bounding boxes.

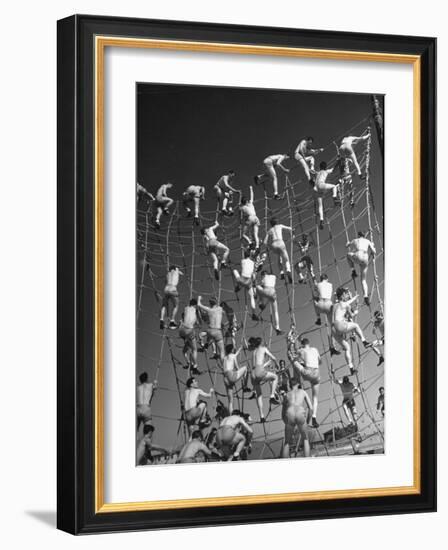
[136,118,384,462]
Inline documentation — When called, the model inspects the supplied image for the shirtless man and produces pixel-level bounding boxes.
[232,250,256,317]
[372,310,385,366]
[294,233,315,284]
[248,336,279,422]
[346,231,377,305]
[240,186,260,249]
[136,424,168,465]
[376,386,385,417]
[201,221,230,280]
[184,377,214,435]
[264,218,293,283]
[179,299,200,374]
[216,410,253,461]
[197,296,225,362]
[281,376,312,458]
[331,372,359,426]
[177,431,214,463]
[313,274,340,355]
[294,137,324,184]
[332,287,371,375]
[256,271,283,335]
[160,265,183,330]
[314,161,340,230]
[136,182,155,205]
[222,345,248,414]
[289,338,321,428]
[338,131,370,177]
[182,185,205,224]
[136,372,157,431]
[214,170,239,215]
[254,153,290,199]
[154,182,174,229]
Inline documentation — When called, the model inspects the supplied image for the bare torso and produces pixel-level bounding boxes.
[136,382,153,405]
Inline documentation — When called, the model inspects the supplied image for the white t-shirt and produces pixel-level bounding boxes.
[263,274,276,288]
[317,280,333,300]
[300,347,320,369]
[241,258,255,278]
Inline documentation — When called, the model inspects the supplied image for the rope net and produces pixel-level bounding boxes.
[136,115,384,462]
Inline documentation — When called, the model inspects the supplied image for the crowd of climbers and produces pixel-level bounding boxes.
[136,129,385,465]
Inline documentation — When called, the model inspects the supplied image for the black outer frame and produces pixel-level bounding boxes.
[57,14,436,535]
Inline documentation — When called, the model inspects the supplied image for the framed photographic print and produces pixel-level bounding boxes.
[57,15,436,534]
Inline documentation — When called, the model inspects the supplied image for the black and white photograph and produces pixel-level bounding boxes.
[136,84,385,466]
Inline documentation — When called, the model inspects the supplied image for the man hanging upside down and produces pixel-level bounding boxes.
[248,336,280,423]
[254,153,290,199]
[256,271,283,335]
[372,310,385,366]
[216,410,253,461]
[182,185,205,225]
[201,221,230,280]
[289,338,321,428]
[136,372,157,432]
[281,375,312,458]
[214,170,239,215]
[264,218,293,283]
[338,130,370,178]
[154,182,174,229]
[314,161,341,230]
[294,233,315,283]
[232,250,257,318]
[177,430,214,463]
[332,287,371,375]
[331,372,360,427]
[222,345,248,414]
[184,377,214,436]
[179,299,200,374]
[197,296,225,362]
[294,137,324,185]
[240,186,260,250]
[346,230,377,305]
[160,265,183,330]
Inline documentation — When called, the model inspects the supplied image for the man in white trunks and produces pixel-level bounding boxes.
[264,218,293,283]
[136,372,157,432]
[332,287,371,374]
[197,296,225,362]
[254,153,290,199]
[313,274,340,356]
[184,377,214,435]
[201,221,230,280]
[314,161,341,230]
[182,185,205,225]
[136,182,155,205]
[232,250,257,319]
[289,338,321,428]
[294,137,324,184]
[216,411,253,461]
[281,375,312,458]
[248,336,280,422]
[177,430,214,464]
[331,371,360,426]
[154,182,174,229]
[159,265,183,330]
[179,298,200,374]
[338,130,370,177]
[136,424,169,466]
[346,230,377,305]
[239,186,260,250]
[214,170,239,215]
[372,309,385,366]
[294,233,315,284]
[222,345,248,414]
[256,271,283,335]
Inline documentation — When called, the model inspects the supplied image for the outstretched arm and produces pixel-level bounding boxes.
[249,186,254,203]
[369,240,377,256]
[210,221,219,231]
[198,388,215,399]
[278,159,290,173]
[197,296,211,314]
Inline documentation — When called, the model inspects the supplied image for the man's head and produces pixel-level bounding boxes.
[189,298,197,306]
[289,375,301,389]
[143,424,155,435]
[139,372,148,384]
[282,154,290,160]
[191,430,203,441]
[260,270,267,278]
[374,310,383,320]
[225,343,235,355]
[357,230,366,238]
[228,170,235,177]
[244,249,251,259]
[200,228,206,235]
[220,301,230,310]
[270,217,278,227]
[320,273,329,282]
[279,359,286,368]
[166,182,173,189]
[342,376,350,384]
[306,136,314,144]
[248,336,262,350]
[319,161,328,170]
[186,377,197,389]
[379,386,385,395]
[209,298,217,307]
[240,195,248,205]
[301,338,310,347]
[168,265,177,272]
[301,233,309,244]
[336,286,349,301]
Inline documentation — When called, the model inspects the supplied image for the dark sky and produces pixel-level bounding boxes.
[136,83,384,456]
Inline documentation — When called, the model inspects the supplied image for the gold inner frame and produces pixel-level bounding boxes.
[94,36,421,513]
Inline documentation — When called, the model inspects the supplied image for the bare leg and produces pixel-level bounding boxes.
[247,287,256,311]
[317,197,324,222]
[194,197,200,218]
[233,433,246,458]
[171,296,179,322]
[269,372,279,398]
[254,382,264,420]
[343,402,354,424]
[266,163,278,195]
[281,247,291,273]
[241,224,251,245]
[341,339,354,371]
[349,151,362,176]
[190,338,198,367]
[271,299,280,331]
[217,242,230,264]
[253,224,260,248]
[346,321,366,342]
[360,264,369,297]
[210,252,219,271]
[216,339,225,362]
[298,426,311,457]
[226,386,234,414]
[156,206,163,223]
[282,424,294,458]
[222,195,228,211]
[298,157,311,180]
[311,383,320,418]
